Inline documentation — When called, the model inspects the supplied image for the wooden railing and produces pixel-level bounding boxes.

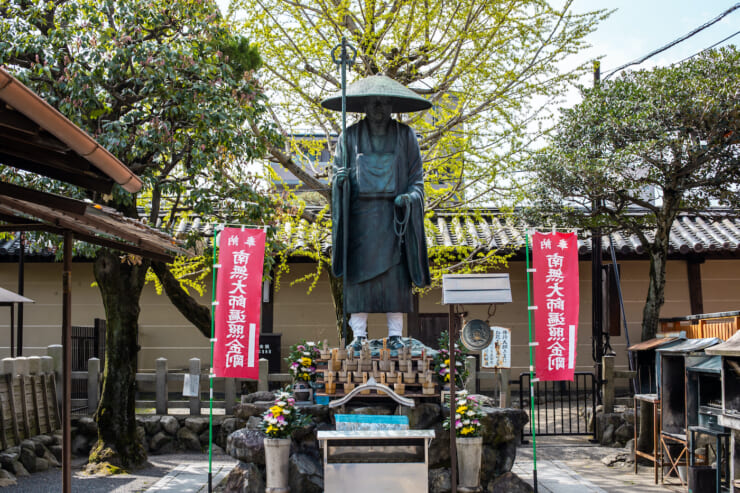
[659,310,740,340]
[47,344,294,416]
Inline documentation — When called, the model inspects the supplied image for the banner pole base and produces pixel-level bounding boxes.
[208,471,212,493]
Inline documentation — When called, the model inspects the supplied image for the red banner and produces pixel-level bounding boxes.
[213,228,266,379]
[532,232,579,381]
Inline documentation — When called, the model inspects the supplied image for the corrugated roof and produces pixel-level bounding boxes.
[687,355,722,374]
[705,331,740,357]
[656,337,723,354]
[628,336,682,352]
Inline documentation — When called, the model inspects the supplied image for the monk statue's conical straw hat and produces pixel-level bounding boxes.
[321,75,431,113]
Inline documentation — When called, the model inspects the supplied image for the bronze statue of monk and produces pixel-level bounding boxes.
[322,75,431,351]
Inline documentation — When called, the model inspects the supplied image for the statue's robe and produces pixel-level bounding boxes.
[331,118,431,313]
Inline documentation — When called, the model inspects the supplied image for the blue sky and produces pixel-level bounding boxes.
[571,1,739,77]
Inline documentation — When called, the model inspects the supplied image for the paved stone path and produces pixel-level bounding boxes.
[143,458,235,493]
[514,436,684,493]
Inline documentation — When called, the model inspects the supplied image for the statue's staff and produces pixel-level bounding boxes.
[330,37,356,345]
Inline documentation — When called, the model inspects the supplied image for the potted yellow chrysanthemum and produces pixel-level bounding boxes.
[443,390,484,492]
[261,390,309,492]
[286,340,322,401]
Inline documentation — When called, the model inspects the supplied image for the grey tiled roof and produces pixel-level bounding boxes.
[2,210,740,259]
[424,212,740,256]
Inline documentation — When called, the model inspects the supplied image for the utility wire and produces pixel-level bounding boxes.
[674,29,740,64]
[603,3,740,79]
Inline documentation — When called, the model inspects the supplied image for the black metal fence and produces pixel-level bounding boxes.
[518,372,597,438]
[71,319,105,414]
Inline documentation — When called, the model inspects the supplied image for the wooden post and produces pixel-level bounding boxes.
[62,230,72,493]
[47,344,63,408]
[3,359,20,445]
[258,359,269,392]
[87,358,100,414]
[39,356,55,432]
[189,358,201,416]
[16,357,30,439]
[155,358,167,415]
[28,356,41,435]
[224,377,236,415]
[602,354,615,414]
[465,356,476,394]
[0,375,6,449]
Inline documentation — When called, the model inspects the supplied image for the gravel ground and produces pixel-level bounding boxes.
[2,453,230,493]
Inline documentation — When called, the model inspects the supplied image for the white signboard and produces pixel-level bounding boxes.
[481,326,511,369]
[182,374,200,397]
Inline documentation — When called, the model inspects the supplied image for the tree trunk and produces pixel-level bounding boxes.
[151,260,211,337]
[636,229,670,454]
[641,247,667,342]
[88,249,149,469]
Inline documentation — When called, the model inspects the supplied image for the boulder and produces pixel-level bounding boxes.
[246,416,262,430]
[227,429,265,465]
[428,467,451,493]
[601,423,615,446]
[485,471,533,493]
[21,439,44,457]
[137,425,148,452]
[150,432,174,454]
[19,447,36,473]
[399,403,441,429]
[161,415,179,435]
[0,451,19,469]
[0,468,16,487]
[33,434,55,447]
[428,422,450,467]
[288,453,323,493]
[615,423,634,444]
[33,457,49,472]
[49,445,63,463]
[235,403,269,421]
[43,448,60,467]
[221,461,264,493]
[300,404,330,423]
[480,408,527,446]
[241,391,275,403]
[71,434,89,456]
[140,415,162,435]
[221,417,238,436]
[348,406,393,416]
[601,451,634,467]
[77,416,98,435]
[9,461,29,477]
[184,417,210,434]
[177,426,202,451]
[495,441,517,475]
[480,444,499,480]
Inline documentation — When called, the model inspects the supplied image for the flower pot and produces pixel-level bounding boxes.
[456,435,483,492]
[292,381,312,402]
[264,437,291,493]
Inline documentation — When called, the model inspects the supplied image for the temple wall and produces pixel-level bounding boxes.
[0,258,738,375]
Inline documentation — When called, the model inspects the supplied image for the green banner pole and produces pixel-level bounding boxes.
[208,225,220,493]
[525,231,538,492]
